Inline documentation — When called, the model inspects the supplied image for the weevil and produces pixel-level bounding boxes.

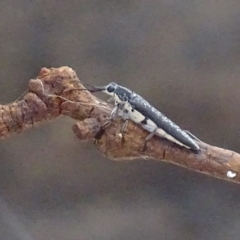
[90,82,200,151]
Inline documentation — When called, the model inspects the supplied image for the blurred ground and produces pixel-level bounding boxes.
[0,0,240,239]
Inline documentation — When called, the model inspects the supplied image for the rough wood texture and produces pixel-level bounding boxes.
[1,66,240,183]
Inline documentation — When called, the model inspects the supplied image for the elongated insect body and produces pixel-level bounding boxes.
[92,82,200,151]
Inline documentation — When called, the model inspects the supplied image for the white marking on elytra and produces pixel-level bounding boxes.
[123,102,191,149]
[123,102,145,123]
[155,128,190,148]
[227,170,237,179]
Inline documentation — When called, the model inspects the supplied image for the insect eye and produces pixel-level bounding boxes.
[107,85,115,93]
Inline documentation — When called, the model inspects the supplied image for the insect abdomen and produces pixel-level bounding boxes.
[129,94,200,151]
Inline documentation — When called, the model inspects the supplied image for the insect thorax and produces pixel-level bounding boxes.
[114,86,133,102]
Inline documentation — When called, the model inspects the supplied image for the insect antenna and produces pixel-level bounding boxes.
[35,79,111,110]
[63,81,106,94]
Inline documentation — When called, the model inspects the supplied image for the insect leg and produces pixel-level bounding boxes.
[136,117,158,152]
[95,102,124,140]
[94,104,118,140]
[118,108,130,132]
[100,102,120,128]
[107,96,115,104]
[142,128,157,152]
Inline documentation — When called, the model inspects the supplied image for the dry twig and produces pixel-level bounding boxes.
[1,66,240,183]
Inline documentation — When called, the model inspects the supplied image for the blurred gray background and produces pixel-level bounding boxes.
[0,0,240,239]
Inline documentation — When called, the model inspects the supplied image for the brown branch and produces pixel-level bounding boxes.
[1,66,240,184]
